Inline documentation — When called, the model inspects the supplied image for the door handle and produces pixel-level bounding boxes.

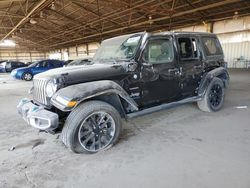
[168,68,179,73]
[193,65,202,69]
[168,68,181,76]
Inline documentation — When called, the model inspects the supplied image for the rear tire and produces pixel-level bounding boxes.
[22,72,33,81]
[61,100,122,154]
[197,77,225,112]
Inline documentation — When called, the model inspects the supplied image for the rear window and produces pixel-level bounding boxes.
[202,37,222,56]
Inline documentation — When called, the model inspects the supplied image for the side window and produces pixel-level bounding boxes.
[43,61,49,68]
[36,61,43,67]
[11,62,16,68]
[202,37,222,56]
[52,61,62,68]
[36,61,48,68]
[143,38,174,64]
[178,37,198,59]
[15,62,20,67]
[6,62,11,68]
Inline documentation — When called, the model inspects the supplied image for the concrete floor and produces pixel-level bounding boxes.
[0,69,249,188]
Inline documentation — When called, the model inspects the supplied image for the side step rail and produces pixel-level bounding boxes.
[127,96,201,119]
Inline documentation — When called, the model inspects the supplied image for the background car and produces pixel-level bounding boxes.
[66,58,92,66]
[25,61,34,66]
[63,59,73,66]
[0,60,27,73]
[11,59,64,81]
[0,60,6,63]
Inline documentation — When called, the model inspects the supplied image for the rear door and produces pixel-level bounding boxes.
[177,35,203,97]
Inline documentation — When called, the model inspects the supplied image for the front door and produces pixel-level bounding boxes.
[177,36,204,97]
[32,60,50,75]
[139,37,181,107]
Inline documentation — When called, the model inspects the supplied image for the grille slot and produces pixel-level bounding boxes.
[33,78,50,106]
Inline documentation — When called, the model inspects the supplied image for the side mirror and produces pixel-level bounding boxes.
[140,62,158,82]
[127,62,137,72]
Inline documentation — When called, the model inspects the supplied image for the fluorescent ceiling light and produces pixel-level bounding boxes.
[0,40,16,47]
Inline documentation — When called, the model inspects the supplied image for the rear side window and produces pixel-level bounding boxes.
[202,37,222,56]
[36,61,48,68]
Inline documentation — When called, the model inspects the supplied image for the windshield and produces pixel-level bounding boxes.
[93,33,142,63]
[0,62,6,67]
[28,61,40,67]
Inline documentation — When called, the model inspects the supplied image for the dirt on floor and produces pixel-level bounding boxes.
[0,69,250,188]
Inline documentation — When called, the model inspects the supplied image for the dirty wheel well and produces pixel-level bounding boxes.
[83,94,128,118]
[216,73,229,88]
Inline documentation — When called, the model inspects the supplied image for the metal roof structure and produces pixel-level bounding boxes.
[0,0,249,51]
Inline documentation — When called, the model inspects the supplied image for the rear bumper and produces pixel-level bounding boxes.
[17,98,59,131]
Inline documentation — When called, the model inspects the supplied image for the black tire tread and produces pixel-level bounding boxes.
[61,100,122,153]
[197,77,225,112]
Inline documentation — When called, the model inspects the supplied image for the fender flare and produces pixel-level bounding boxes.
[51,80,138,114]
[198,67,229,97]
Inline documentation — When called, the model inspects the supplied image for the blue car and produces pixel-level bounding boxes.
[11,59,64,81]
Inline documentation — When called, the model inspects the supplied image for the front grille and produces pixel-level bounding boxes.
[33,78,50,106]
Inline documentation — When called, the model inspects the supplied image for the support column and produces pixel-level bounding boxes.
[86,43,89,56]
[60,49,62,60]
[206,22,214,33]
[29,52,32,62]
[76,45,78,57]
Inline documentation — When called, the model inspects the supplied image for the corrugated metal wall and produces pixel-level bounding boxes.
[2,16,250,66]
[49,42,100,60]
[175,16,250,68]
[0,50,47,63]
[216,17,250,68]
[220,41,250,68]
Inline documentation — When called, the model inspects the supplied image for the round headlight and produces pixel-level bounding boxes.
[45,80,57,97]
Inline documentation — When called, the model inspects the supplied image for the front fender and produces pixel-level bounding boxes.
[51,80,138,112]
[16,70,27,79]
[198,67,229,97]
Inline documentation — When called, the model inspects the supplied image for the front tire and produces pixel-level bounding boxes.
[197,77,225,112]
[61,100,122,154]
[22,72,33,81]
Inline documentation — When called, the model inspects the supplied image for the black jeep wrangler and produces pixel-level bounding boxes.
[18,32,229,153]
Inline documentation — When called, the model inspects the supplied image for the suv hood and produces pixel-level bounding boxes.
[34,63,129,84]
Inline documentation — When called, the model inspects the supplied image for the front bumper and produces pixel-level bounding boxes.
[11,70,22,79]
[17,98,59,131]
